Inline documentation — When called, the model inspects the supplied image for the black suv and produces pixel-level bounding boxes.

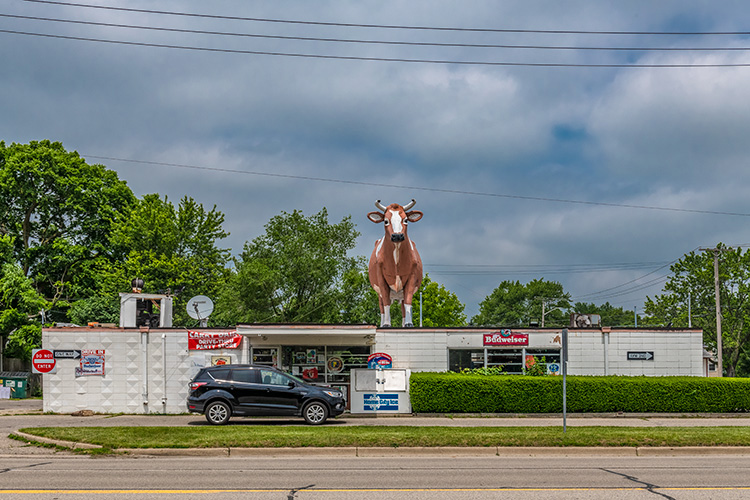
[187,364,346,425]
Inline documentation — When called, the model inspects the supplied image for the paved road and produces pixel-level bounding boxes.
[3,455,750,499]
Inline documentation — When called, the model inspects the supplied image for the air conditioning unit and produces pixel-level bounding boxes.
[119,293,173,328]
[570,313,601,328]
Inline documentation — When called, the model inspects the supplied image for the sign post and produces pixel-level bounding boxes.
[561,328,568,433]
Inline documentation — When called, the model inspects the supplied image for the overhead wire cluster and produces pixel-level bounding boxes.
[3,0,750,67]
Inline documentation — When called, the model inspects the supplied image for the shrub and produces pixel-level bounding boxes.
[409,373,750,413]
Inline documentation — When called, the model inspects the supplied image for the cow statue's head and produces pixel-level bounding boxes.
[367,199,423,241]
[367,199,424,328]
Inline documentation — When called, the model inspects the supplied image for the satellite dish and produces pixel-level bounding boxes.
[187,295,214,327]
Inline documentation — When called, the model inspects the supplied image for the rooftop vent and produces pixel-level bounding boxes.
[119,293,173,328]
[570,313,601,328]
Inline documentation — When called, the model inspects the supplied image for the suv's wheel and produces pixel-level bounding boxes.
[205,401,231,425]
[303,401,329,425]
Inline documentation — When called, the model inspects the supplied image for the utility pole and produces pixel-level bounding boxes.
[700,247,730,377]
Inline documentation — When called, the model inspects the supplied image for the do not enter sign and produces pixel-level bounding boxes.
[32,349,57,374]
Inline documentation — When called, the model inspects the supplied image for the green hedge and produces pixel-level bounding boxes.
[409,372,750,413]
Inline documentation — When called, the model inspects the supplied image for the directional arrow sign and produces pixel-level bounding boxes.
[627,351,654,361]
[53,349,81,360]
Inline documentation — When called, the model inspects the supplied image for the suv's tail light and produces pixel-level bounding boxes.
[189,381,207,390]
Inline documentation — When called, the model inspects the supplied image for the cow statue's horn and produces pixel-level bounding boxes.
[403,199,416,211]
[375,200,388,212]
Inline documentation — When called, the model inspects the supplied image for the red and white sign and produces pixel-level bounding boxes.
[188,331,242,350]
[484,330,529,346]
[78,349,105,376]
[32,349,57,374]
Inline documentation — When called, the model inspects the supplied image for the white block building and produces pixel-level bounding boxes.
[41,314,706,414]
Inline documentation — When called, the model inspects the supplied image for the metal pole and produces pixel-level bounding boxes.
[712,250,723,377]
[688,292,692,328]
[541,300,545,328]
[419,292,423,327]
[562,328,568,432]
[634,306,638,327]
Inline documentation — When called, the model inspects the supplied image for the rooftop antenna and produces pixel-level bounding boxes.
[186,295,214,328]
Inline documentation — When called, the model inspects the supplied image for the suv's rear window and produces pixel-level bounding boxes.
[208,368,231,381]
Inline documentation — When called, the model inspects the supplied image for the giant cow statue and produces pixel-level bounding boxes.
[367,199,423,327]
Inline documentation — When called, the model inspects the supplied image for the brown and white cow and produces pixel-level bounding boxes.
[367,199,423,327]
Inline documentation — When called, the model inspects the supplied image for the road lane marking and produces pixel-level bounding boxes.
[1,487,750,494]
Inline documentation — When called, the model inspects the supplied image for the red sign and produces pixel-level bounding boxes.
[187,331,242,350]
[32,349,57,374]
[484,330,529,346]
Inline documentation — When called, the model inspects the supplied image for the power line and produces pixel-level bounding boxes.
[84,154,750,217]
[427,261,670,276]
[6,28,750,68]
[22,0,750,36]
[5,14,750,52]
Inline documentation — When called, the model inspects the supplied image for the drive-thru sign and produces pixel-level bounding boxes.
[32,348,57,374]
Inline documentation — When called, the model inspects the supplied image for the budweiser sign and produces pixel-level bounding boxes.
[188,331,242,350]
[484,330,529,346]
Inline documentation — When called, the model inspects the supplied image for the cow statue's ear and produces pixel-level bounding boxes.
[367,211,385,223]
[406,211,423,223]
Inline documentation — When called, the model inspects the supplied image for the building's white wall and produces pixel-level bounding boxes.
[375,331,448,372]
[567,330,606,375]
[42,329,244,414]
[605,331,702,376]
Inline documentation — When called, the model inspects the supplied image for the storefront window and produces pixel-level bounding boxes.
[273,345,370,385]
[449,348,561,374]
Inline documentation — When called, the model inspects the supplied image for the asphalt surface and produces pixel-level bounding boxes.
[3,398,750,457]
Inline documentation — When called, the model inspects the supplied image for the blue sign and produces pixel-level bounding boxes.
[548,363,560,375]
[363,393,399,411]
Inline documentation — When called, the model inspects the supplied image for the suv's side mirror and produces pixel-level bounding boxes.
[288,381,296,388]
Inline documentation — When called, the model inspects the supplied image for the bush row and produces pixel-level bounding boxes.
[409,372,750,413]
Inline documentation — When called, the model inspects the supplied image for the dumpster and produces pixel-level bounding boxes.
[0,372,30,399]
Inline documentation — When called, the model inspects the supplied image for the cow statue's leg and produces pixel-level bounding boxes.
[372,284,392,327]
[402,303,414,327]
[401,277,421,328]
[381,302,392,327]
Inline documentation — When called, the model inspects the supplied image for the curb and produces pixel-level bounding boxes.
[117,445,750,457]
[11,431,101,450]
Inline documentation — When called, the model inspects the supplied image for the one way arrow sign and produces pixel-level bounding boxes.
[627,351,654,361]
[54,350,81,360]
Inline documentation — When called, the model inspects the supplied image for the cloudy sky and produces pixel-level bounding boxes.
[3,0,750,320]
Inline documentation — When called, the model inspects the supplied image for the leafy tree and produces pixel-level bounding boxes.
[0,262,48,361]
[93,194,231,326]
[472,278,571,327]
[573,301,635,327]
[0,140,135,304]
[214,208,360,324]
[644,245,750,377]
[67,296,120,326]
[413,275,467,327]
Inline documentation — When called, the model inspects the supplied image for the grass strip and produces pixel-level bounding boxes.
[19,426,750,449]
